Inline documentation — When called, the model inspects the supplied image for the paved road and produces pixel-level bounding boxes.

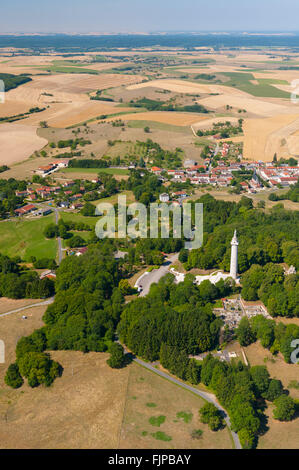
[136,253,179,296]
[0,297,55,318]
[54,208,63,265]
[133,356,241,450]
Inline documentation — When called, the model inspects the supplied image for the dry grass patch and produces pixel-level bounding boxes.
[0,298,44,315]
[257,405,299,449]
[0,351,130,449]
[119,363,233,449]
[0,306,47,368]
[0,307,130,449]
[244,342,299,400]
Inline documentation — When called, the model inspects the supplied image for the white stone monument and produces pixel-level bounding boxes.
[230,230,239,280]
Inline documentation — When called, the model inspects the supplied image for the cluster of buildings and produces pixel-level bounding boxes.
[152,159,298,192]
[256,164,299,187]
[15,204,52,217]
[34,159,70,178]
[14,180,91,217]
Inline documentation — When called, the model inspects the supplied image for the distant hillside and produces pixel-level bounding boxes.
[0,73,32,92]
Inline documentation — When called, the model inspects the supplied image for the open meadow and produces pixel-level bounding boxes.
[0,305,233,449]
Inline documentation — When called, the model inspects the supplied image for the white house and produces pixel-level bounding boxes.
[159,193,170,203]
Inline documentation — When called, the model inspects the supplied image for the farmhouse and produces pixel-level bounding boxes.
[15,204,37,216]
[151,166,162,175]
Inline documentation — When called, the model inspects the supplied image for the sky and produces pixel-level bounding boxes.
[1,0,299,33]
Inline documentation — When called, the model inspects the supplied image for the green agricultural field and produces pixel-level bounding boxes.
[257,78,289,85]
[37,65,99,75]
[0,214,57,261]
[127,120,191,134]
[221,72,291,98]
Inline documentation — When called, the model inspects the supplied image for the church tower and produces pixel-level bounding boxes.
[230,230,239,280]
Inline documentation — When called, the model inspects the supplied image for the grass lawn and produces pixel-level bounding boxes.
[60,211,98,227]
[0,214,57,261]
[91,190,136,206]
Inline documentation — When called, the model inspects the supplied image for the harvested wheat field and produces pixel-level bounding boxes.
[107,111,210,126]
[1,73,141,129]
[243,114,299,161]
[0,99,34,118]
[0,123,47,165]
[7,73,143,102]
[243,341,299,449]
[0,306,47,368]
[198,93,291,117]
[0,303,129,449]
[24,101,132,128]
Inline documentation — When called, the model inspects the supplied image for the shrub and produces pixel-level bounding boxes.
[4,363,24,389]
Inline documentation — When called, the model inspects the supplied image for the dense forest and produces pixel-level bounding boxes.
[184,195,299,317]
[197,355,296,448]
[241,263,299,317]
[2,34,299,51]
[5,243,124,387]
[185,195,299,267]
[118,273,234,361]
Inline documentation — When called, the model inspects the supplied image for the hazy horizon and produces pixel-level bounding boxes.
[1,0,299,34]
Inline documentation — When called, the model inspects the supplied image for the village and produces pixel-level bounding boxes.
[11,136,299,220]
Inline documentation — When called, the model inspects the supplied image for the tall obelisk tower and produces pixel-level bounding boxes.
[230,230,239,280]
